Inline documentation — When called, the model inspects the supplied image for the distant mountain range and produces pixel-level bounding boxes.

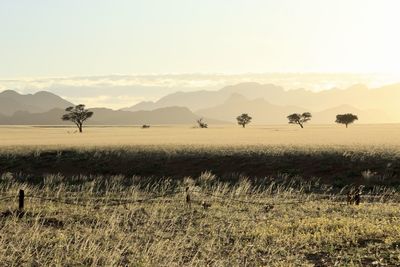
[123,82,399,123]
[0,82,398,125]
[197,93,303,124]
[0,107,224,125]
[196,94,389,124]
[0,90,73,116]
[122,83,287,112]
[0,90,223,125]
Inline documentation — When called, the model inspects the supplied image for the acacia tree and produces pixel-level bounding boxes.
[335,113,358,128]
[62,104,93,133]
[196,118,208,128]
[236,113,252,128]
[287,112,312,128]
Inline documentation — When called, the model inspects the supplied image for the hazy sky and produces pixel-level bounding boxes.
[1,0,400,78]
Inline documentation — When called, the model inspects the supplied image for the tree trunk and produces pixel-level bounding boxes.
[242,124,245,128]
[78,124,83,133]
[299,123,304,128]
[346,123,348,128]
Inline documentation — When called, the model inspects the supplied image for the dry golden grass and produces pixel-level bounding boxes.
[0,173,399,266]
[1,124,400,148]
[1,125,400,266]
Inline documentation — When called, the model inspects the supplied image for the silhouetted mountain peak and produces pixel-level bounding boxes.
[0,90,20,97]
[0,89,74,116]
[34,91,57,96]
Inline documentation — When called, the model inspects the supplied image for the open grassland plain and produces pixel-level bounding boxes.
[2,124,400,147]
[1,125,400,266]
[2,125,400,188]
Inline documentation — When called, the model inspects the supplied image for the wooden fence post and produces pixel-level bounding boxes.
[19,189,24,211]
[185,187,191,208]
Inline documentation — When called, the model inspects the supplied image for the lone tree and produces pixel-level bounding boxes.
[236,113,252,128]
[287,112,312,128]
[335,113,358,128]
[197,118,208,128]
[62,104,93,133]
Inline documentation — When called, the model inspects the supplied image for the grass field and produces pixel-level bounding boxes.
[1,175,400,266]
[1,125,400,266]
[1,124,400,188]
[2,124,400,147]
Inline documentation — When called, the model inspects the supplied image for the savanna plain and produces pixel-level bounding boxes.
[1,124,400,266]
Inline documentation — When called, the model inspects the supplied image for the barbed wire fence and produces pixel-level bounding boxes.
[0,188,399,212]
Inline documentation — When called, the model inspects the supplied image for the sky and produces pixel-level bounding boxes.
[1,0,400,78]
[1,0,400,108]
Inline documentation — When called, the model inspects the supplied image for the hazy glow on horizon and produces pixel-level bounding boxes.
[1,0,400,78]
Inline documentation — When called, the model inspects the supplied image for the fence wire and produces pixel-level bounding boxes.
[1,189,399,208]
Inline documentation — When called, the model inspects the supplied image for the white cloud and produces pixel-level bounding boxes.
[63,95,152,110]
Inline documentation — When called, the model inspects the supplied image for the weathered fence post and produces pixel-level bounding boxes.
[185,187,191,208]
[19,189,24,211]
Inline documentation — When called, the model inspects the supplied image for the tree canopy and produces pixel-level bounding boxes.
[236,113,252,128]
[61,104,93,133]
[287,112,312,128]
[335,113,358,128]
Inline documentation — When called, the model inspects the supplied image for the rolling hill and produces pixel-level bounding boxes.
[124,82,400,123]
[0,83,397,125]
[0,106,225,125]
[197,93,304,124]
[196,93,391,124]
[0,90,73,115]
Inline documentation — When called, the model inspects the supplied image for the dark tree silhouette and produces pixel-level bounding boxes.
[62,104,93,133]
[335,113,358,128]
[197,118,208,128]
[236,113,252,128]
[287,112,312,128]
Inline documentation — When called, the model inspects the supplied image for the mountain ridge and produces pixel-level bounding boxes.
[0,106,226,125]
[123,82,400,121]
[1,82,398,124]
[196,93,392,124]
[0,89,73,115]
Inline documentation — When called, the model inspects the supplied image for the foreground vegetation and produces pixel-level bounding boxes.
[0,173,399,266]
[1,126,400,265]
[1,144,400,189]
